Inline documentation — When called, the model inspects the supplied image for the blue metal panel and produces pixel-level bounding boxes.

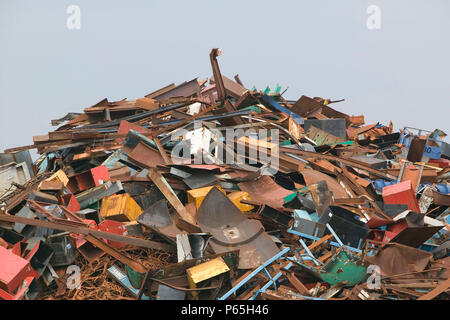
[287,227,362,253]
[218,247,290,300]
[259,95,303,125]
[249,261,294,300]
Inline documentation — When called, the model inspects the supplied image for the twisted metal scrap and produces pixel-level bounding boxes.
[39,246,174,300]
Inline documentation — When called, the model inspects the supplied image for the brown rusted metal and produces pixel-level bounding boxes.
[137,199,182,243]
[0,213,175,252]
[280,147,398,181]
[238,175,293,210]
[300,168,348,199]
[365,243,432,277]
[147,167,196,225]
[196,187,280,269]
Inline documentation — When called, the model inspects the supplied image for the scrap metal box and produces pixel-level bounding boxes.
[67,165,110,194]
[382,180,420,212]
[100,193,143,222]
[0,246,33,294]
[187,185,225,209]
[292,209,326,238]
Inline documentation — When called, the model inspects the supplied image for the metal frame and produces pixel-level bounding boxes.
[218,247,290,300]
[287,224,362,254]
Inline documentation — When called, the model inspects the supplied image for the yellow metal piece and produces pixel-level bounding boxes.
[187,257,230,300]
[45,169,69,186]
[187,185,225,209]
[228,191,254,211]
[100,193,143,222]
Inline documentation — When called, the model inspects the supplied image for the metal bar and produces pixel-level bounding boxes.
[287,228,361,253]
[279,147,397,181]
[249,262,294,300]
[218,247,290,300]
[147,167,195,225]
[326,223,344,247]
[0,213,175,252]
[298,239,320,266]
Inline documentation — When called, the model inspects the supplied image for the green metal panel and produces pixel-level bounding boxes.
[319,248,367,286]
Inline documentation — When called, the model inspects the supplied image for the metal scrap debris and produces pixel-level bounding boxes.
[0,49,448,301]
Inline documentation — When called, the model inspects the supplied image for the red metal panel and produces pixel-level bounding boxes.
[90,165,110,186]
[369,230,398,245]
[428,158,450,168]
[75,171,95,191]
[0,276,34,300]
[382,180,420,212]
[69,166,110,193]
[386,220,408,235]
[71,219,98,249]
[0,246,32,294]
[117,120,150,139]
[382,230,400,243]
[63,194,81,213]
[98,220,128,248]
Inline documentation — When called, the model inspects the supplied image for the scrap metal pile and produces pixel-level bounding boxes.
[1,49,449,300]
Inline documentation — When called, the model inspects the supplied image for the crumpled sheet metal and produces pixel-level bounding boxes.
[300,169,348,199]
[238,175,293,209]
[196,187,280,269]
[365,242,432,277]
[432,189,450,206]
[137,199,183,243]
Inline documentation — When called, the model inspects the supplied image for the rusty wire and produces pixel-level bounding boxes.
[39,246,175,300]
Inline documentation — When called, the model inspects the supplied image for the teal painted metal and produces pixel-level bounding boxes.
[319,248,367,287]
[107,265,150,300]
[125,264,146,290]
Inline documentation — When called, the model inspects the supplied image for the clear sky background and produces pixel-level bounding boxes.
[1,0,449,159]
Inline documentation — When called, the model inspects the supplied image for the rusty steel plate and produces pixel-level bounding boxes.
[196,187,280,269]
[300,169,348,199]
[238,175,293,209]
[137,199,182,242]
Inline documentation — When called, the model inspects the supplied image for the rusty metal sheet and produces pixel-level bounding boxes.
[210,74,248,100]
[390,226,443,248]
[150,78,200,101]
[291,95,350,121]
[196,187,280,269]
[145,83,175,99]
[300,169,348,199]
[128,141,166,169]
[365,243,432,277]
[0,213,175,252]
[147,167,196,225]
[238,175,293,209]
[280,147,398,181]
[432,190,450,206]
[137,199,182,243]
[306,126,345,146]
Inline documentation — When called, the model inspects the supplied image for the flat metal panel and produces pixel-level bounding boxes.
[303,119,347,139]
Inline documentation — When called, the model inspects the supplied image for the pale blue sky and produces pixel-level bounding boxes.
[1,0,449,157]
